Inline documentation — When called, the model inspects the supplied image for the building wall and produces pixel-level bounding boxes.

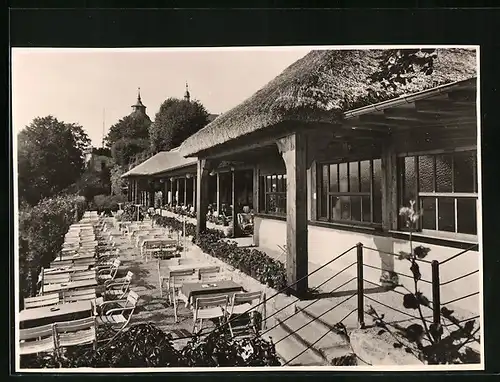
[253,215,480,317]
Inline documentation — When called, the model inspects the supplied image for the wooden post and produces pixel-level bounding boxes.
[184,176,188,206]
[192,176,197,211]
[276,132,308,297]
[231,169,241,238]
[253,164,259,212]
[216,172,221,214]
[381,140,398,231]
[432,260,441,339]
[177,178,180,206]
[196,160,211,239]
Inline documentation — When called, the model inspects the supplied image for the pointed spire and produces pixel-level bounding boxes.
[131,87,146,115]
[184,82,191,102]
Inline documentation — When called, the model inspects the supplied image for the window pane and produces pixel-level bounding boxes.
[362,196,371,222]
[339,163,348,192]
[320,165,328,218]
[351,196,361,221]
[360,160,371,192]
[277,175,282,192]
[267,194,277,214]
[340,196,351,220]
[454,151,475,193]
[438,197,455,232]
[421,197,436,230]
[436,154,453,192]
[266,176,272,192]
[404,156,417,204]
[330,196,341,220]
[329,164,338,192]
[418,155,435,192]
[373,159,382,223]
[271,175,277,192]
[457,198,477,235]
[349,162,359,192]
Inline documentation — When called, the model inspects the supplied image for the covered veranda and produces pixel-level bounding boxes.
[179,49,478,299]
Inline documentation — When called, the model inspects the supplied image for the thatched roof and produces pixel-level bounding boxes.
[179,48,477,157]
[121,147,196,178]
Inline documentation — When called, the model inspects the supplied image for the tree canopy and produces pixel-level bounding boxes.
[105,114,151,147]
[110,137,150,167]
[149,98,209,152]
[17,115,91,205]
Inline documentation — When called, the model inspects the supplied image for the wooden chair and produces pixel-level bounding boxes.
[24,293,60,309]
[192,295,229,334]
[62,288,97,303]
[97,258,121,283]
[70,270,96,282]
[54,316,97,353]
[19,323,56,356]
[104,271,133,298]
[170,269,197,322]
[225,291,265,338]
[50,259,73,268]
[199,266,222,282]
[42,273,70,286]
[96,290,139,341]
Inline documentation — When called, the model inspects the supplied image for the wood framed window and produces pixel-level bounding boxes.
[398,149,478,239]
[317,159,382,225]
[259,174,287,216]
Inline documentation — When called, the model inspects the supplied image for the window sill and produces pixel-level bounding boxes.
[309,220,383,235]
[253,213,287,222]
[388,230,479,250]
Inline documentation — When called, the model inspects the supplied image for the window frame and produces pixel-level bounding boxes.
[316,157,382,227]
[259,173,287,216]
[397,147,478,240]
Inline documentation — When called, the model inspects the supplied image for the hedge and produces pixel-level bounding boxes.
[18,194,86,307]
[154,215,287,291]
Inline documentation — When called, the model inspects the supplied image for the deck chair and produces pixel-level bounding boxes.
[24,293,60,309]
[70,270,96,282]
[97,258,121,283]
[192,295,229,334]
[225,291,265,337]
[96,290,139,341]
[19,323,56,356]
[62,288,97,303]
[199,266,222,282]
[170,269,198,322]
[54,316,97,354]
[104,271,133,298]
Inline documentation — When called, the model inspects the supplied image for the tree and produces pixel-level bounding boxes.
[105,114,151,148]
[17,116,91,205]
[110,137,150,167]
[149,98,209,152]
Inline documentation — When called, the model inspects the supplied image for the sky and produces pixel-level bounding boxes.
[11,47,312,147]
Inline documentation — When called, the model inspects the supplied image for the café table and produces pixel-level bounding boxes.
[19,300,93,329]
[168,262,216,274]
[43,265,90,275]
[42,279,98,294]
[179,280,244,309]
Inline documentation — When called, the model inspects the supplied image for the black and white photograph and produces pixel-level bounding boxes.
[12,46,482,371]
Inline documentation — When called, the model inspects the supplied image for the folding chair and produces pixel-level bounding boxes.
[24,293,60,309]
[104,271,133,298]
[96,290,139,341]
[70,270,96,282]
[199,266,222,282]
[62,288,97,303]
[192,295,229,334]
[225,291,265,337]
[19,323,56,356]
[54,316,97,354]
[97,258,121,283]
[169,269,197,322]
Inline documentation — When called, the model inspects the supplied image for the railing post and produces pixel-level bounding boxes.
[431,260,441,334]
[356,243,365,328]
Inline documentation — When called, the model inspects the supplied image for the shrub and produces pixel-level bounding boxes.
[118,203,146,222]
[18,194,86,306]
[21,323,280,368]
[93,194,127,214]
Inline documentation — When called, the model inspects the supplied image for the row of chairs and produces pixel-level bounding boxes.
[192,291,265,336]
